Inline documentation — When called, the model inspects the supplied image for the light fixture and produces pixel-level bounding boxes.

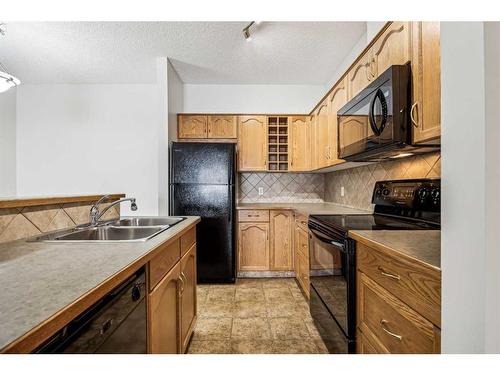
[242,21,256,41]
[0,24,21,93]
[390,152,414,159]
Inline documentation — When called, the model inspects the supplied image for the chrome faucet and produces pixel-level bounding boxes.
[89,194,137,226]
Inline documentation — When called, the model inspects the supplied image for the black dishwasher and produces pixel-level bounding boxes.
[35,268,147,354]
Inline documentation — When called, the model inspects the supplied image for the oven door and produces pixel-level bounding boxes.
[308,227,356,352]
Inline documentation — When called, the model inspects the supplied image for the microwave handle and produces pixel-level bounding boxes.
[369,88,388,136]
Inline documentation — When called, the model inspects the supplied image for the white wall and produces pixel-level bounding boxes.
[183,84,324,114]
[366,22,386,42]
[0,89,17,196]
[484,21,500,353]
[441,22,487,353]
[16,84,160,215]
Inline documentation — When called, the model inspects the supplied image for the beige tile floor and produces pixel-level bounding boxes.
[187,278,329,354]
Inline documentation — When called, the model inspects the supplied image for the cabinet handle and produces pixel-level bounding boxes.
[410,102,419,127]
[380,319,403,341]
[378,266,401,281]
[370,57,376,79]
[178,275,185,296]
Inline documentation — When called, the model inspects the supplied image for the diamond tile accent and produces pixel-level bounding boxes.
[238,173,325,203]
[324,152,441,211]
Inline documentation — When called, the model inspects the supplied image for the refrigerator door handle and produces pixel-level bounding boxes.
[228,184,233,223]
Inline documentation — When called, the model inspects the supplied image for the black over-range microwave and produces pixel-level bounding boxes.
[337,64,439,162]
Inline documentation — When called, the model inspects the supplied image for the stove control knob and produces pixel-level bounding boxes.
[382,188,390,196]
[418,188,429,200]
[431,189,440,200]
[375,189,383,196]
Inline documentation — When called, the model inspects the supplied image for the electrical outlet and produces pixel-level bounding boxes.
[341,186,345,197]
[258,187,264,196]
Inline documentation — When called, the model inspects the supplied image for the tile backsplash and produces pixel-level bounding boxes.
[238,173,325,203]
[324,152,441,211]
[0,201,120,243]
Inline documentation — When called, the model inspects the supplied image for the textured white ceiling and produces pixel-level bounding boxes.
[0,22,366,84]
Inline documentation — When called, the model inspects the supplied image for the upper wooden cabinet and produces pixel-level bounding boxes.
[290,116,310,171]
[315,101,330,169]
[237,115,267,171]
[411,22,441,144]
[327,77,348,166]
[207,115,237,139]
[308,115,317,170]
[178,115,208,139]
[371,21,411,77]
[348,51,374,100]
[270,210,293,271]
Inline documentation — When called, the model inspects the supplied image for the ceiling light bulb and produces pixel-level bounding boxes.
[0,70,21,93]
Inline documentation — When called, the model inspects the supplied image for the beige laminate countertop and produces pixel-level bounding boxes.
[349,230,441,270]
[236,202,371,216]
[0,216,200,353]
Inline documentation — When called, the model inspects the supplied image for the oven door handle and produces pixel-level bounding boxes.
[309,228,345,249]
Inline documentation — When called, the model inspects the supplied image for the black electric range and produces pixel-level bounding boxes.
[308,178,440,354]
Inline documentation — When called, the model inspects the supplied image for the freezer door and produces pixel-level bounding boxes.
[170,184,235,283]
[170,142,235,185]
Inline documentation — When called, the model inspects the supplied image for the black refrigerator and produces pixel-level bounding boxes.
[169,142,236,283]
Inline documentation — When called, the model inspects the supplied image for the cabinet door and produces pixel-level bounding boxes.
[237,116,267,171]
[372,21,411,77]
[296,250,310,299]
[208,115,237,139]
[327,77,348,166]
[148,262,180,354]
[315,101,330,169]
[290,116,310,171]
[238,223,270,271]
[347,52,373,100]
[180,244,197,353]
[270,210,293,271]
[178,115,208,139]
[308,115,317,170]
[411,22,441,144]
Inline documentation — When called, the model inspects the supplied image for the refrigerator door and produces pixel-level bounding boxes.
[170,142,235,185]
[170,183,235,283]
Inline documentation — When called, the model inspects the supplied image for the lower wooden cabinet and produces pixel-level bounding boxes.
[147,227,198,354]
[179,244,197,353]
[238,222,270,271]
[270,210,293,271]
[356,241,441,354]
[148,262,181,354]
[294,214,310,298]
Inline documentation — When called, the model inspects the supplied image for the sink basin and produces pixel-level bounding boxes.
[34,226,168,243]
[109,217,185,227]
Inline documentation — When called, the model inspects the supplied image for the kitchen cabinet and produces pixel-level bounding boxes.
[290,116,310,171]
[238,222,270,271]
[237,115,267,171]
[308,115,317,170]
[315,101,330,169]
[347,51,374,100]
[327,77,348,166]
[179,244,197,353]
[294,213,310,298]
[178,115,208,139]
[207,115,237,139]
[371,21,411,78]
[411,22,441,144]
[270,210,293,271]
[148,228,197,354]
[148,262,181,354]
[356,241,441,354]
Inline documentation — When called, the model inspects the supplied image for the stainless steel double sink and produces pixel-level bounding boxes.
[30,217,186,243]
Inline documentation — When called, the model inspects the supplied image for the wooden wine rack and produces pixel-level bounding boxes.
[267,116,289,172]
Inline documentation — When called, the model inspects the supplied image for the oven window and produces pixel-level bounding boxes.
[309,233,348,334]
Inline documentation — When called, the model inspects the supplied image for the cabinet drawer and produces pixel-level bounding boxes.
[149,239,181,291]
[180,227,196,257]
[358,272,439,354]
[357,243,441,327]
[238,210,270,222]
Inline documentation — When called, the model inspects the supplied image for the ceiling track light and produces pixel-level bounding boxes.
[0,24,21,93]
[243,21,261,41]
